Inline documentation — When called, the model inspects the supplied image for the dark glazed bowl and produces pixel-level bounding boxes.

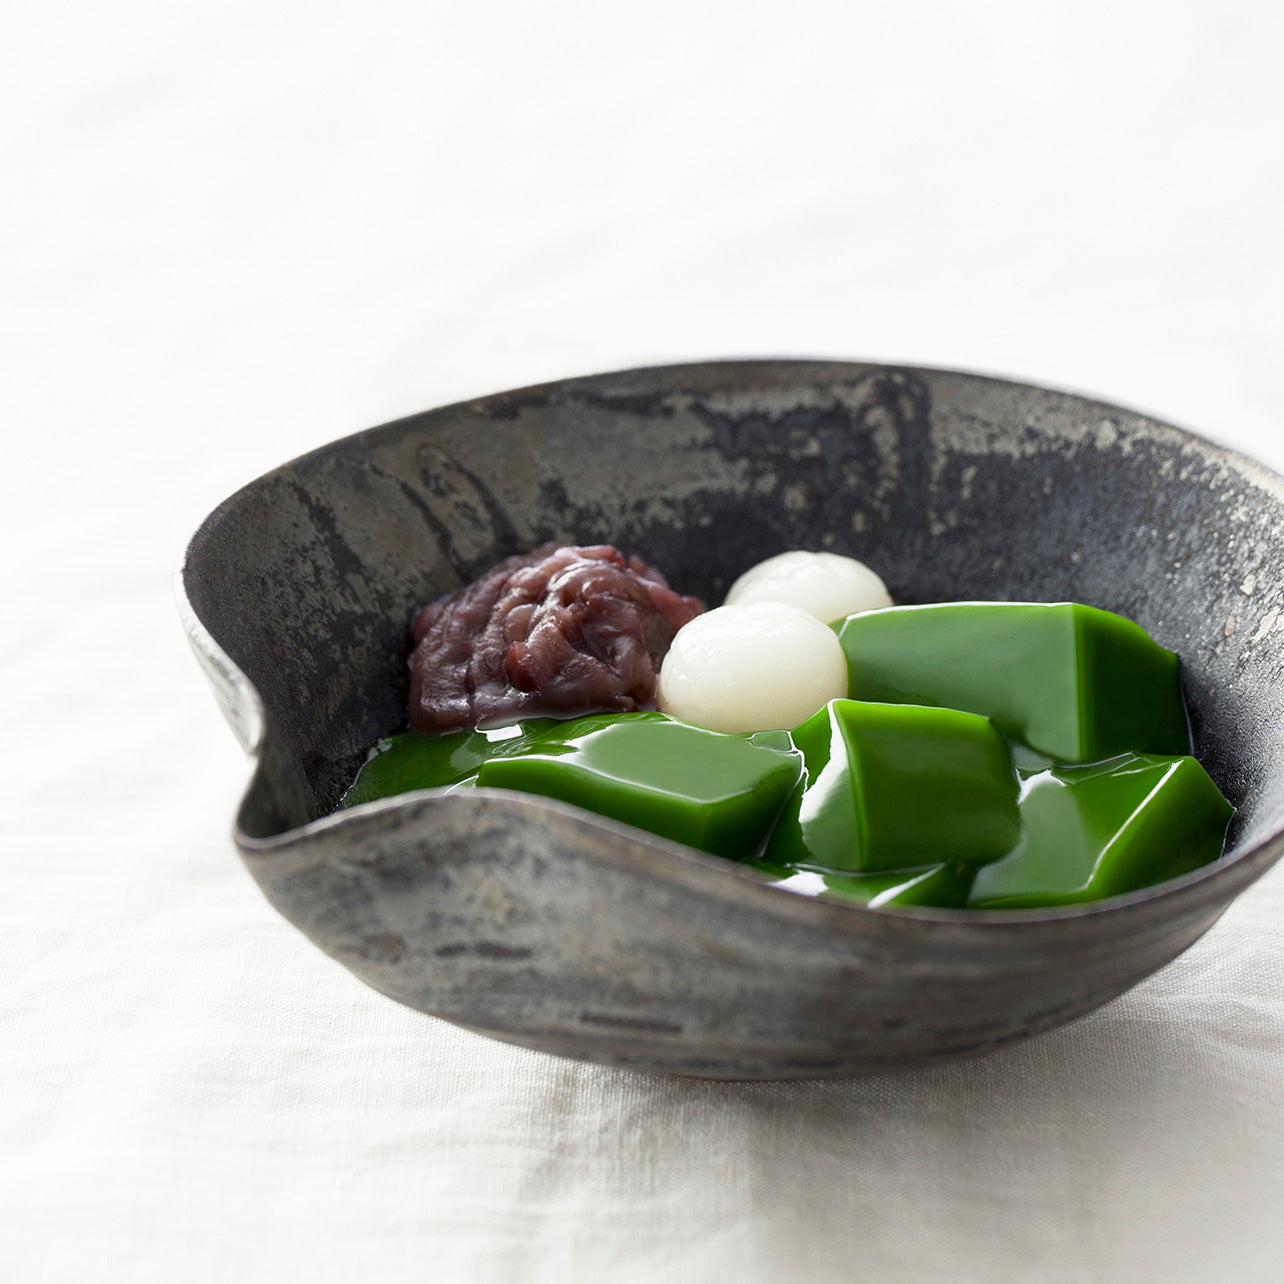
[178,361,1284,1078]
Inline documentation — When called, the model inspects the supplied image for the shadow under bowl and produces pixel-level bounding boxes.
[178,360,1284,1078]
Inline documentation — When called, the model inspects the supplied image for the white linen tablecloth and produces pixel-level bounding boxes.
[4,3,1282,1280]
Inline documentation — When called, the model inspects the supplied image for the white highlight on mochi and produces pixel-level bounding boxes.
[724,550,892,623]
[657,602,848,734]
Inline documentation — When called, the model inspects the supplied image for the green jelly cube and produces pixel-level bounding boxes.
[339,719,558,808]
[967,753,1231,909]
[475,712,802,859]
[763,699,1020,874]
[834,602,1191,763]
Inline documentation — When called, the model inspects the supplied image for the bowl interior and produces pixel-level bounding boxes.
[182,361,1284,882]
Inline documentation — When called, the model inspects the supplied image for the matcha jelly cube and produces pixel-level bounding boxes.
[474,712,802,859]
[834,602,1191,763]
[967,753,1231,909]
[764,699,1020,874]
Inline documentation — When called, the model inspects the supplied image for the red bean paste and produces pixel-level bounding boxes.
[408,543,704,733]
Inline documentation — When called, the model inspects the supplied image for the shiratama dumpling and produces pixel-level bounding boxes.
[724,550,892,624]
[657,601,848,734]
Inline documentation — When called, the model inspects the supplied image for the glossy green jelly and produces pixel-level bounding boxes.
[759,860,979,909]
[967,753,1232,908]
[475,712,802,859]
[834,602,1191,762]
[763,700,1020,874]
[754,749,1230,909]
[338,719,558,808]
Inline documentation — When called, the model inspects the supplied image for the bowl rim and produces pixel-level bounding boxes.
[176,357,1284,931]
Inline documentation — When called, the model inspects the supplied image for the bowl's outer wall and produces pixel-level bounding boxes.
[182,361,1284,1076]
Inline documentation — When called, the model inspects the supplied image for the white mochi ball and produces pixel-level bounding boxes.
[724,550,892,623]
[657,601,849,734]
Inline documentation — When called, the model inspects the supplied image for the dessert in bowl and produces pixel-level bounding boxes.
[178,360,1284,1077]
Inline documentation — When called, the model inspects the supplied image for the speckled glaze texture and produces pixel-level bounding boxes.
[178,361,1284,1077]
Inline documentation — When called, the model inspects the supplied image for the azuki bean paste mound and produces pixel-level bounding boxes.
[408,543,704,733]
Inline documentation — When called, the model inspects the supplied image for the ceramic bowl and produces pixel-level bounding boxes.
[178,360,1284,1077]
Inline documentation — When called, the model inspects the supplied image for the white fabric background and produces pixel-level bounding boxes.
[4,2,1283,1280]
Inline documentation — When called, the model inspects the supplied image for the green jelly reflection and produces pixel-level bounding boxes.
[475,712,802,859]
[763,699,1021,874]
[337,719,559,808]
[834,602,1190,762]
[967,753,1232,908]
